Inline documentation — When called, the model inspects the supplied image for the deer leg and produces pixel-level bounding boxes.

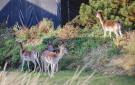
[50,64,55,77]
[45,62,49,73]
[119,29,123,37]
[21,60,25,71]
[32,60,36,72]
[36,52,41,71]
[50,64,53,77]
[47,64,50,72]
[27,61,30,71]
[41,60,44,72]
[55,63,58,72]
[51,64,55,77]
[43,62,46,72]
[43,61,46,72]
[48,64,51,77]
[114,31,119,38]
[41,58,45,72]
[36,58,41,71]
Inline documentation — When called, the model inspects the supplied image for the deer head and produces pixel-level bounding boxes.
[58,44,68,55]
[96,11,102,19]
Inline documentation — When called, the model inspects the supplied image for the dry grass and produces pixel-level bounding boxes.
[113,31,135,55]
[123,31,135,55]
[110,31,135,76]
[108,55,135,75]
[0,62,118,85]
[0,69,135,85]
[0,64,97,85]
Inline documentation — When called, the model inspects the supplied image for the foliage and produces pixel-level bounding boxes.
[58,24,79,40]
[38,18,54,31]
[13,18,54,47]
[0,27,20,69]
[14,26,29,42]
[79,0,135,28]
[38,18,54,36]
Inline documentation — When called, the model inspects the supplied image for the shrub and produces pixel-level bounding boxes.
[79,3,96,27]
[38,18,54,36]
[13,18,54,48]
[58,24,79,40]
[0,27,20,69]
[13,26,29,42]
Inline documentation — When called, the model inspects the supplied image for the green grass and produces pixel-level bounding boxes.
[1,70,135,85]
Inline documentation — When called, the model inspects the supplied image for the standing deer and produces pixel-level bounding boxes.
[96,11,123,38]
[41,44,68,77]
[41,42,55,72]
[19,42,41,71]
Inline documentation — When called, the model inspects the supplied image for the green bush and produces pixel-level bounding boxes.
[0,28,20,69]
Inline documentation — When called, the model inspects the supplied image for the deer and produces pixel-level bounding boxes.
[41,44,68,77]
[96,11,123,38]
[41,42,55,72]
[19,42,41,71]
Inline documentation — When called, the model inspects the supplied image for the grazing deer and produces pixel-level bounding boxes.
[19,42,41,71]
[41,44,68,77]
[96,11,123,38]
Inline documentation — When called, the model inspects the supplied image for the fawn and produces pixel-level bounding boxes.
[41,44,68,77]
[96,11,123,38]
[19,42,41,71]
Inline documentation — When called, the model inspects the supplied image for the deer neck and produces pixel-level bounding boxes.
[19,43,27,56]
[98,15,104,28]
[57,48,64,59]
[19,42,23,49]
